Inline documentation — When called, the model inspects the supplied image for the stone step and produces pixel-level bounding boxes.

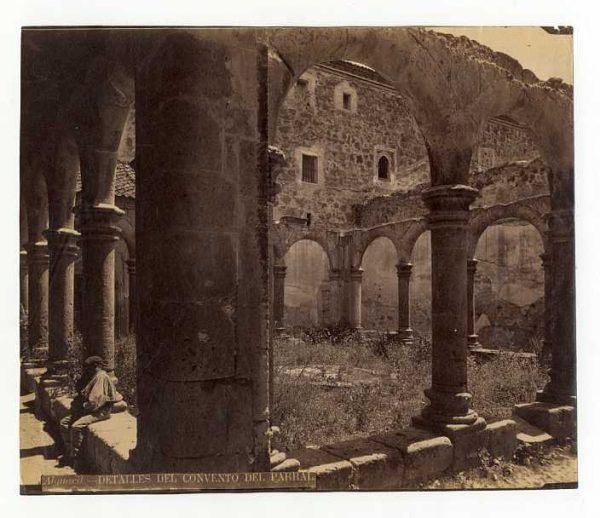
[512,415,554,446]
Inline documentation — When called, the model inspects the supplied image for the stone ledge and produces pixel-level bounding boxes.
[322,437,404,489]
[370,428,453,482]
[514,402,576,440]
[484,419,518,460]
[22,365,137,475]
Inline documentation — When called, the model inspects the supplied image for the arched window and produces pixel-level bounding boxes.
[377,155,389,180]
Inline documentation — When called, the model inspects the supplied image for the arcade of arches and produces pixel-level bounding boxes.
[20,28,574,475]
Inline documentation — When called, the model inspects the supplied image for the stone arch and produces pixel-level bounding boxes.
[468,201,549,258]
[266,28,572,186]
[272,223,337,271]
[399,219,429,264]
[354,228,400,269]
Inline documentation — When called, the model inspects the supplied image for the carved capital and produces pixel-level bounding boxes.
[44,228,80,261]
[25,242,50,265]
[350,267,364,280]
[422,185,478,228]
[77,204,124,242]
[273,264,287,278]
[396,262,413,278]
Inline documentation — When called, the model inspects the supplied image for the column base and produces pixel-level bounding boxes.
[536,388,576,406]
[414,388,480,427]
[467,335,481,349]
[397,328,414,345]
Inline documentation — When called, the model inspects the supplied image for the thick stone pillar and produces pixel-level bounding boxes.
[415,185,481,428]
[328,269,341,326]
[537,208,575,404]
[467,258,481,349]
[539,252,553,358]
[349,267,363,330]
[78,206,123,378]
[44,229,79,381]
[26,242,50,358]
[396,262,413,344]
[133,32,270,472]
[273,264,287,331]
[126,258,137,334]
[20,250,29,314]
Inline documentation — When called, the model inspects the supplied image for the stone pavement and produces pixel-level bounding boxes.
[20,392,74,493]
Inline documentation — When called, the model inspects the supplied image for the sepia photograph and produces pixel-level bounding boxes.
[3,1,598,515]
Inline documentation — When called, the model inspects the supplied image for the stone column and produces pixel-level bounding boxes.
[537,208,575,404]
[133,33,270,472]
[539,252,553,358]
[78,205,123,378]
[467,258,481,349]
[26,242,50,359]
[414,185,481,428]
[349,267,363,330]
[44,229,79,382]
[273,264,287,331]
[126,258,137,334]
[20,250,29,314]
[328,269,341,326]
[396,262,413,344]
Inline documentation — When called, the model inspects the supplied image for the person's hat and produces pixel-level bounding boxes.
[84,356,105,368]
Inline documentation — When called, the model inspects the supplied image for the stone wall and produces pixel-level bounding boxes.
[273,63,428,230]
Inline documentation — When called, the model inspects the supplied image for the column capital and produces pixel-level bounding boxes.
[467,258,478,273]
[44,228,80,259]
[273,264,287,278]
[396,262,413,277]
[25,241,49,264]
[329,268,341,281]
[77,204,124,242]
[422,185,478,228]
[350,267,364,280]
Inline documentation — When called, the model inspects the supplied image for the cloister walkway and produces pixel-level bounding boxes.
[20,392,75,493]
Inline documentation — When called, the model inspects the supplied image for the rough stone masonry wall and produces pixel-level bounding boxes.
[273,65,428,230]
[357,123,543,228]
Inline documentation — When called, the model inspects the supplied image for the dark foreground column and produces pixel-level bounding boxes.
[467,258,481,349]
[414,185,481,428]
[349,267,363,330]
[26,242,50,359]
[133,32,270,472]
[396,262,413,344]
[45,229,79,382]
[537,208,575,404]
[273,264,287,331]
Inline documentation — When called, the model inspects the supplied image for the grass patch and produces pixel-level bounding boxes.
[272,327,549,453]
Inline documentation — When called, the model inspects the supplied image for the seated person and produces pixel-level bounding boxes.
[59,356,123,468]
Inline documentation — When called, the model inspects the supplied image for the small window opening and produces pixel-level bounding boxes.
[377,155,390,180]
[301,154,318,184]
[342,92,352,110]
